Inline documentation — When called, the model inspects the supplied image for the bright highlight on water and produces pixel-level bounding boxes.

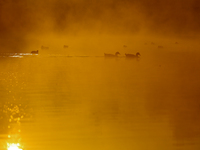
[7,143,22,150]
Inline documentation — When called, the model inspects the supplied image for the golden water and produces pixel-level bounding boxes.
[0,53,200,150]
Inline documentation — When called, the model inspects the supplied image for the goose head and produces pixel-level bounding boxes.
[115,52,120,56]
[136,52,141,57]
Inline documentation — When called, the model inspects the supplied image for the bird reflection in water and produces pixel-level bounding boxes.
[7,143,23,150]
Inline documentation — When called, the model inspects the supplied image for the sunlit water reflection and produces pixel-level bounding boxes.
[0,52,200,150]
[7,143,22,150]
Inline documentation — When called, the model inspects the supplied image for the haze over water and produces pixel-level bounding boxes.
[0,48,200,150]
[1,0,200,149]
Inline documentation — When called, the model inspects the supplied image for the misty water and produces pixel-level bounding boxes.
[0,52,200,150]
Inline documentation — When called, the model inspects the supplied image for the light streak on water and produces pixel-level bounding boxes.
[7,143,23,150]
[0,53,38,58]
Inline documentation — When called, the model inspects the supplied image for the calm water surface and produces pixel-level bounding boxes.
[0,53,200,150]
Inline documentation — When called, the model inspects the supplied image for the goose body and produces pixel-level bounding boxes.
[104,52,120,57]
[63,45,68,48]
[41,46,49,49]
[31,50,39,54]
[125,52,140,58]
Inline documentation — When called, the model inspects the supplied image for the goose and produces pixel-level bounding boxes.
[41,46,49,49]
[125,52,140,58]
[31,50,39,54]
[123,45,127,48]
[63,45,68,48]
[104,52,120,57]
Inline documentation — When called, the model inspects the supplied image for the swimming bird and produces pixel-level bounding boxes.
[104,52,120,57]
[125,52,140,58]
[31,50,39,54]
[123,45,127,48]
[41,46,49,49]
[63,45,68,48]
[158,46,163,48]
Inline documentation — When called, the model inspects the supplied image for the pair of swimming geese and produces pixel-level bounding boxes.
[104,52,141,58]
